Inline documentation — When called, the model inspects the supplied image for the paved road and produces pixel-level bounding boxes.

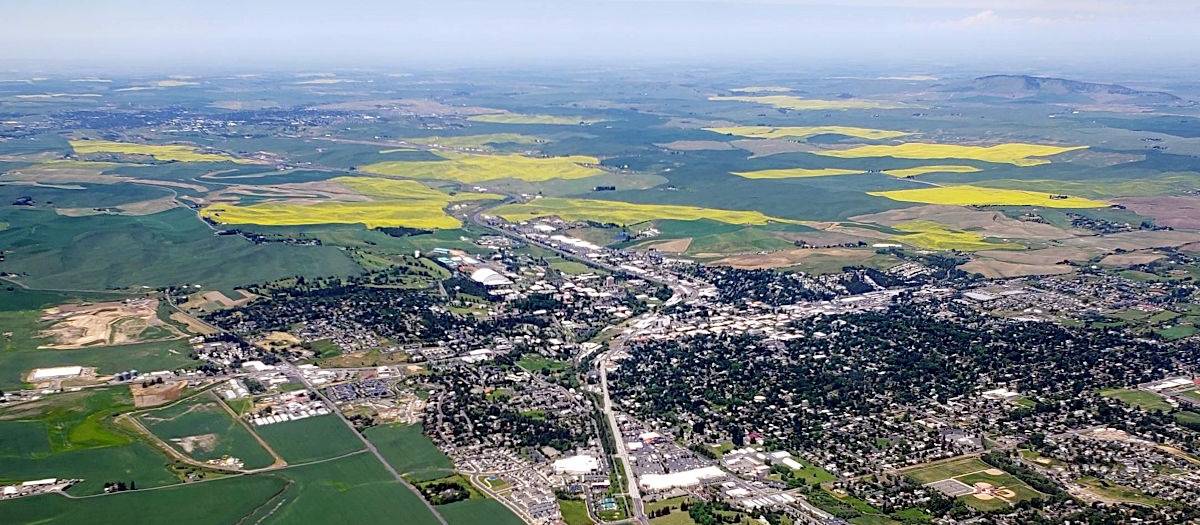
[596,348,650,525]
[286,363,450,525]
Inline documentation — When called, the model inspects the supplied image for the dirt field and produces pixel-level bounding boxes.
[655,140,734,151]
[169,312,218,335]
[852,205,1075,241]
[131,380,186,408]
[255,331,301,350]
[39,299,180,349]
[1117,196,1200,229]
[1099,252,1165,266]
[639,237,694,252]
[56,196,180,217]
[1061,230,1200,252]
[180,290,255,311]
[713,247,874,270]
[959,259,1074,279]
[972,246,1092,265]
[731,139,815,158]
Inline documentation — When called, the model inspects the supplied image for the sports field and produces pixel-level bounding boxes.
[492,198,803,226]
[69,139,255,163]
[904,456,1041,511]
[359,151,604,183]
[732,168,863,179]
[868,185,1110,208]
[815,142,1086,166]
[704,126,910,140]
[468,113,605,125]
[708,95,910,110]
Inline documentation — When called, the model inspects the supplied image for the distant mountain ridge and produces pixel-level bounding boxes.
[949,74,1185,105]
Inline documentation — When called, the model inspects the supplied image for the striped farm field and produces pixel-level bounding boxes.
[816,143,1086,166]
[868,185,1110,208]
[359,151,604,183]
[69,139,255,163]
[492,198,803,226]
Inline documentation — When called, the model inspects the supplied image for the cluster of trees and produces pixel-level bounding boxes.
[419,480,470,505]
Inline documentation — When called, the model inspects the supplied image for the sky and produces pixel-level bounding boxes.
[2,0,1198,73]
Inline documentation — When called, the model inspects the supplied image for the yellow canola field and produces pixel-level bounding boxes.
[732,168,862,179]
[199,176,501,229]
[708,95,911,110]
[891,220,1019,251]
[359,151,604,183]
[201,200,461,229]
[882,165,981,178]
[468,113,605,125]
[869,185,1110,208]
[70,139,255,163]
[705,126,910,140]
[492,198,801,226]
[816,143,1086,167]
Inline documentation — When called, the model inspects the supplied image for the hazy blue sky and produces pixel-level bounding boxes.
[3,1,1197,72]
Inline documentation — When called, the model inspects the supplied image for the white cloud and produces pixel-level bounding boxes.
[952,9,1001,26]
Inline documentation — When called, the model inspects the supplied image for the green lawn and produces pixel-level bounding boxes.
[904,457,992,484]
[1076,476,1166,507]
[1100,388,1172,411]
[559,497,595,525]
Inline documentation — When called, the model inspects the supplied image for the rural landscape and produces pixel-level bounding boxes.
[4,2,1200,525]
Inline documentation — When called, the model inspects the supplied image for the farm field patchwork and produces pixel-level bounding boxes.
[704,126,910,140]
[492,198,803,226]
[882,165,981,178]
[815,143,1086,166]
[731,167,863,179]
[891,220,1021,251]
[467,113,605,125]
[402,133,544,150]
[69,139,255,163]
[868,185,1109,208]
[201,176,500,229]
[359,151,604,183]
[708,95,911,110]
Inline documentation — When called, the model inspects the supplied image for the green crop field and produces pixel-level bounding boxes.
[138,394,275,469]
[241,453,444,525]
[441,499,525,525]
[0,207,362,292]
[253,415,365,463]
[0,387,179,494]
[363,423,456,482]
[0,474,288,525]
